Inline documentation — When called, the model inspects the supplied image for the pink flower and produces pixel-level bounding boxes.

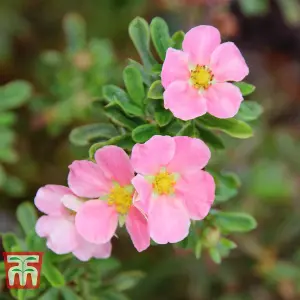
[34,185,111,261]
[68,146,150,252]
[161,25,249,120]
[131,135,215,244]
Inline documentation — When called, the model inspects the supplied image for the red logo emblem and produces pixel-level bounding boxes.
[3,252,43,289]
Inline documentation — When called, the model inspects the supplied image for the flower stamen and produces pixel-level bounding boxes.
[108,185,133,215]
[190,65,213,90]
[153,170,176,195]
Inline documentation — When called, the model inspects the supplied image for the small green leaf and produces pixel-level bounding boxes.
[197,115,253,139]
[112,271,145,292]
[16,202,38,235]
[61,286,82,300]
[154,104,173,127]
[171,31,185,50]
[234,82,256,96]
[219,237,237,250]
[1,176,26,197]
[123,65,145,105]
[128,59,152,86]
[105,106,144,130]
[196,124,225,150]
[214,211,257,233]
[147,80,164,99]
[0,81,32,111]
[2,233,21,252]
[103,85,130,103]
[150,17,171,60]
[212,171,241,203]
[151,64,162,74]
[237,101,263,121]
[39,288,60,300]
[89,134,133,158]
[209,248,221,264]
[69,123,119,146]
[42,254,65,287]
[176,122,194,136]
[129,17,157,69]
[108,99,144,117]
[195,240,202,259]
[238,0,269,16]
[132,124,160,143]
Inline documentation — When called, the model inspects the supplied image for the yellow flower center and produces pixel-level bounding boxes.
[190,65,213,90]
[108,185,133,215]
[153,170,176,195]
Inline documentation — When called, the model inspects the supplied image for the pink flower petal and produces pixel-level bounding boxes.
[93,242,112,259]
[176,170,215,220]
[210,42,249,82]
[61,194,84,212]
[131,175,152,214]
[72,237,112,261]
[126,206,150,252]
[161,48,190,89]
[36,216,79,254]
[164,81,207,121]
[148,195,190,244]
[75,200,118,244]
[167,136,211,174]
[183,25,221,66]
[205,82,243,118]
[95,146,134,186]
[34,185,71,216]
[131,135,175,175]
[68,160,111,198]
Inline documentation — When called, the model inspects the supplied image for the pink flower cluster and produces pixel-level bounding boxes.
[34,25,249,260]
[35,136,215,260]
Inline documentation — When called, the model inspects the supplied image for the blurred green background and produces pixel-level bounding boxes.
[1,0,300,299]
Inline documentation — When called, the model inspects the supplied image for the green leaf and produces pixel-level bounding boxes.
[112,271,145,292]
[132,124,160,143]
[39,288,60,300]
[1,233,21,252]
[0,261,5,278]
[209,248,222,264]
[69,123,119,146]
[108,99,144,117]
[103,85,130,103]
[219,237,237,250]
[237,101,263,121]
[212,171,241,203]
[197,115,253,139]
[214,211,257,233]
[123,65,145,105]
[0,81,32,111]
[195,240,202,259]
[105,106,144,130]
[150,17,171,61]
[16,202,38,235]
[151,64,162,74]
[0,112,17,126]
[128,59,152,86]
[176,122,194,136]
[61,286,82,300]
[238,0,269,16]
[42,254,65,287]
[129,17,156,69]
[147,80,164,99]
[154,104,173,127]
[89,134,133,158]
[171,31,185,50]
[234,82,256,96]
[196,124,225,150]
[63,13,86,53]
